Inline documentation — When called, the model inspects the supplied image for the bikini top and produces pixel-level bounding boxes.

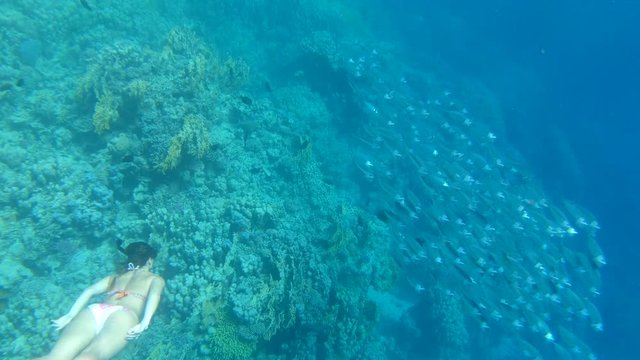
[106,263,149,301]
[107,289,147,301]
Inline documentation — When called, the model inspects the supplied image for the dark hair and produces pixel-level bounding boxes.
[117,240,157,268]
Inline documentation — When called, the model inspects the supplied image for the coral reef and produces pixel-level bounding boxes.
[0,1,606,360]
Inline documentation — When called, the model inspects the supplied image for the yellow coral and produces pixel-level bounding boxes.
[327,204,357,255]
[75,72,93,100]
[127,79,149,98]
[157,135,184,172]
[92,91,119,134]
[185,114,211,158]
[187,54,208,91]
[295,134,313,161]
[208,308,256,360]
[156,114,210,172]
[214,57,250,90]
[145,342,171,360]
[163,27,205,58]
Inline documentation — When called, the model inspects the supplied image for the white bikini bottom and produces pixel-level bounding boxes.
[87,303,133,334]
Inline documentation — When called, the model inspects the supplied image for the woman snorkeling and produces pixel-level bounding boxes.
[36,241,165,360]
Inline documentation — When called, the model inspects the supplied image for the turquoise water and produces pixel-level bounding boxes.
[1,1,633,359]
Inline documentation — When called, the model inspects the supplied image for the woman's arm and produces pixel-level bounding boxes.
[127,276,165,339]
[140,276,165,327]
[51,276,114,330]
[66,276,114,317]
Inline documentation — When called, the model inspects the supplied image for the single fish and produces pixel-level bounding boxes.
[80,0,92,11]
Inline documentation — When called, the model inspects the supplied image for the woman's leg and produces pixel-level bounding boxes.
[77,309,137,360]
[38,309,95,359]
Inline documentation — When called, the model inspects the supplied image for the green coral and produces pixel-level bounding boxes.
[208,309,256,360]
[145,342,180,360]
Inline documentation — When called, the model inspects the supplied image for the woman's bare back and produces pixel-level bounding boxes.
[105,270,158,316]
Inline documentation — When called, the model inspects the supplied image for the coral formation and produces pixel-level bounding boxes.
[156,114,211,172]
[214,57,250,91]
[126,79,150,99]
[206,307,256,360]
[92,91,120,133]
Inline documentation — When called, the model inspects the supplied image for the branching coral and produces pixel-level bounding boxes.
[186,53,208,91]
[162,27,207,59]
[294,134,313,162]
[156,114,211,172]
[207,308,256,360]
[126,79,150,99]
[76,41,151,102]
[92,91,120,134]
[214,57,250,91]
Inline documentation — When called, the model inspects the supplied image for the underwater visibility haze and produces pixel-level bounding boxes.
[1,0,638,359]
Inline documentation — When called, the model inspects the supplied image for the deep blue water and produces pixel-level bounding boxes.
[388,0,640,358]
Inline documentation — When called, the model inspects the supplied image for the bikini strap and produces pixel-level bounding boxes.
[106,289,146,300]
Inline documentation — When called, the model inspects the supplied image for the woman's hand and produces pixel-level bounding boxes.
[126,322,148,340]
[51,314,73,331]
